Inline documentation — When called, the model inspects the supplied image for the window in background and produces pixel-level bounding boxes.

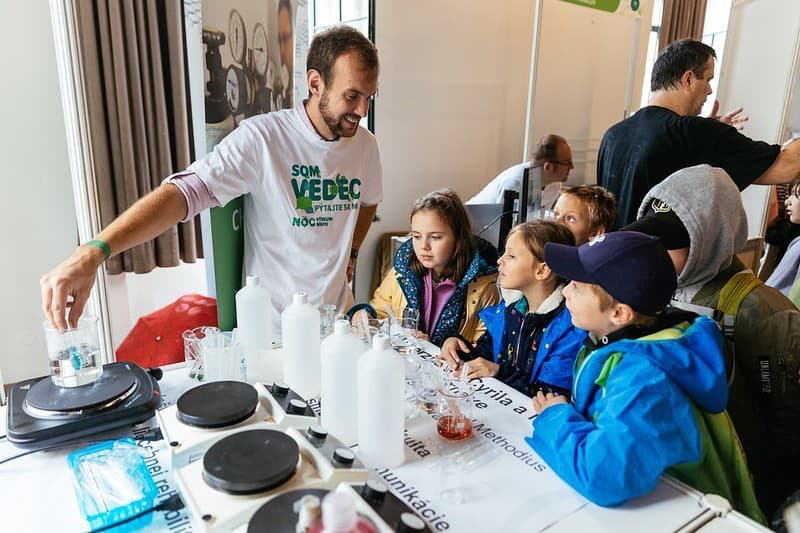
[309,0,375,131]
[639,0,732,115]
[311,0,370,36]
[700,0,733,116]
[640,0,664,110]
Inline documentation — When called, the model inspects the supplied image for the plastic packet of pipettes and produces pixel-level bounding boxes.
[67,438,158,531]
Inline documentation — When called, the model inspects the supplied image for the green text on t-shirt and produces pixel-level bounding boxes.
[291,164,361,214]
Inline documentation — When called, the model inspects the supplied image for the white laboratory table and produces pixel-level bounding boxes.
[0,347,771,532]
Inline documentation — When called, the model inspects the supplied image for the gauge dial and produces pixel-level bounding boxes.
[226,67,240,113]
[252,23,268,77]
[226,66,255,115]
[228,9,246,64]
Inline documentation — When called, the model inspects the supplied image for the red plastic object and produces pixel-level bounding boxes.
[115,294,218,367]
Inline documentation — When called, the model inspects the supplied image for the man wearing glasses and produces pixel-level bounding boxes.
[468,134,574,220]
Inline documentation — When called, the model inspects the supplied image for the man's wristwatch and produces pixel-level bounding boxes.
[350,247,359,259]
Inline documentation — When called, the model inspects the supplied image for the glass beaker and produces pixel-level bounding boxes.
[319,304,337,337]
[438,439,501,505]
[439,453,467,505]
[43,316,103,387]
[391,308,420,354]
[416,357,444,413]
[403,354,422,419]
[437,373,475,440]
[182,326,219,380]
[354,318,384,347]
[201,330,246,382]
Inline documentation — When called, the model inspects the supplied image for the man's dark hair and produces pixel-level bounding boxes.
[307,26,379,85]
[651,39,716,92]
[532,134,567,164]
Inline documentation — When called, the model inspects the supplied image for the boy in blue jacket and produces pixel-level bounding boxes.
[439,221,585,397]
[528,231,763,522]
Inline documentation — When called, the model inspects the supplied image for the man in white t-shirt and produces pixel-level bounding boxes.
[41,26,382,335]
[468,134,573,219]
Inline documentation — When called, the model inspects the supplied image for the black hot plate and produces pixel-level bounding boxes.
[6,362,160,450]
[203,429,300,494]
[176,380,258,428]
[246,483,434,533]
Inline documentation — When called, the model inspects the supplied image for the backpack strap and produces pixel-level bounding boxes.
[713,270,763,387]
[672,271,762,388]
[717,270,763,338]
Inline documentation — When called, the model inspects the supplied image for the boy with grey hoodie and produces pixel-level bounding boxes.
[625,164,800,520]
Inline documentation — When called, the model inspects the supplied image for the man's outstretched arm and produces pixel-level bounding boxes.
[41,184,189,330]
[755,138,800,186]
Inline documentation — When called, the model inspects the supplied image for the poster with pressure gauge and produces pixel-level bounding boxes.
[197,0,308,331]
[202,0,302,133]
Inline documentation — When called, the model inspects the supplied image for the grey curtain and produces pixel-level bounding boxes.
[658,0,709,51]
[75,0,202,275]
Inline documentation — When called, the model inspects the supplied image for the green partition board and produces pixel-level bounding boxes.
[209,196,244,331]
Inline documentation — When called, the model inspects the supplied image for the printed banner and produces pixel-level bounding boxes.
[373,374,587,532]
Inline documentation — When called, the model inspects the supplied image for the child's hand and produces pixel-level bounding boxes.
[439,337,469,370]
[533,391,567,414]
[464,357,499,379]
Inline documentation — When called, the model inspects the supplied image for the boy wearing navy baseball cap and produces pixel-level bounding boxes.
[525,231,764,523]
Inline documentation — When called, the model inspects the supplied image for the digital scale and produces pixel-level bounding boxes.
[5,362,160,449]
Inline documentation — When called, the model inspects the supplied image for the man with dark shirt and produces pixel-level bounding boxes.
[598,38,800,228]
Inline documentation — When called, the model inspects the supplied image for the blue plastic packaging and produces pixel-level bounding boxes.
[67,438,158,531]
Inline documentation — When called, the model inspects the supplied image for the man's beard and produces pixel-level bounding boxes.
[319,91,358,138]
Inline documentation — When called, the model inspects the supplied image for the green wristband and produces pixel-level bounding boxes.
[86,239,111,261]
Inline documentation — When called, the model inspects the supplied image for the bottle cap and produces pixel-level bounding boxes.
[372,334,390,350]
[321,492,357,531]
[293,292,308,305]
[397,512,426,532]
[245,275,260,286]
[333,320,351,335]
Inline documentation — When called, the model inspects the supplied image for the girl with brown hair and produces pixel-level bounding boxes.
[368,189,500,346]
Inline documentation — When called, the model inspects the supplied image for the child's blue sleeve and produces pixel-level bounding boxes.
[533,325,585,392]
[525,357,702,507]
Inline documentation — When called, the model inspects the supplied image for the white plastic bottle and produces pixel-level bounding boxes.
[282,292,321,399]
[357,334,405,467]
[320,320,364,446]
[235,275,271,381]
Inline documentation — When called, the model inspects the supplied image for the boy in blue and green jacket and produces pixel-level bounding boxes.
[528,231,764,524]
